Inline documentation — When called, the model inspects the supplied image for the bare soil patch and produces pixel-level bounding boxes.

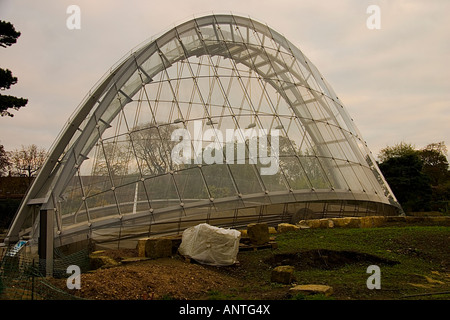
[265,249,399,270]
[49,256,244,300]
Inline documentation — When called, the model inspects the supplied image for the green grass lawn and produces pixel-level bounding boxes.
[219,225,450,300]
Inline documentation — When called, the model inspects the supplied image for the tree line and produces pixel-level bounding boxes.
[1,20,28,117]
[378,141,449,213]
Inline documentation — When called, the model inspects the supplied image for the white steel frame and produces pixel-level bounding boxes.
[5,14,402,249]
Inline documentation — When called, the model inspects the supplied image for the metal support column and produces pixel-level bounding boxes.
[38,209,54,277]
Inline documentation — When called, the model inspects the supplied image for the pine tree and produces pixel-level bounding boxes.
[0,20,28,117]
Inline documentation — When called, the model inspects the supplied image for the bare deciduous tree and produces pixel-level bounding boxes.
[9,144,47,178]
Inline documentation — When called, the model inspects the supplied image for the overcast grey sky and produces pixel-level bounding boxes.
[1,0,449,159]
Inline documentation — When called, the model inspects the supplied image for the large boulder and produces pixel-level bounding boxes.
[247,223,270,245]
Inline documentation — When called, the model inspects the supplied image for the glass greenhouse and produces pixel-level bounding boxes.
[4,14,402,254]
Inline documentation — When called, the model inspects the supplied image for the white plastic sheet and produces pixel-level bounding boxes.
[178,223,241,266]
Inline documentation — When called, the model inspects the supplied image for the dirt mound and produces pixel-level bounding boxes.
[49,256,243,300]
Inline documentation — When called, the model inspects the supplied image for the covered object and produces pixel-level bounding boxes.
[178,223,241,266]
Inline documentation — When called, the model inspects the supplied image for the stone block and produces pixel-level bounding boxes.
[277,223,300,233]
[386,216,406,223]
[268,227,277,234]
[247,223,270,245]
[239,229,248,238]
[89,254,119,270]
[271,265,295,284]
[331,217,361,228]
[137,238,149,257]
[427,216,450,225]
[360,216,386,228]
[289,284,333,296]
[319,219,334,228]
[137,238,173,259]
[299,219,322,229]
[406,216,425,223]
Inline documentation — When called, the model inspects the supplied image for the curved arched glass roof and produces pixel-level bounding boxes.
[6,14,402,249]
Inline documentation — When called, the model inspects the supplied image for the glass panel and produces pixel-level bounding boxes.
[229,163,264,195]
[121,68,145,100]
[352,164,375,193]
[279,156,310,190]
[179,28,202,53]
[143,173,180,209]
[140,51,164,78]
[115,181,151,216]
[60,175,86,227]
[129,123,176,176]
[334,159,360,191]
[86,190,119,221]
[173,167,209,201]
[255,162,288,192]
[160,38,184,63]
[300,156,330,189]
[201,164,236,198]
[83,174,112,198]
